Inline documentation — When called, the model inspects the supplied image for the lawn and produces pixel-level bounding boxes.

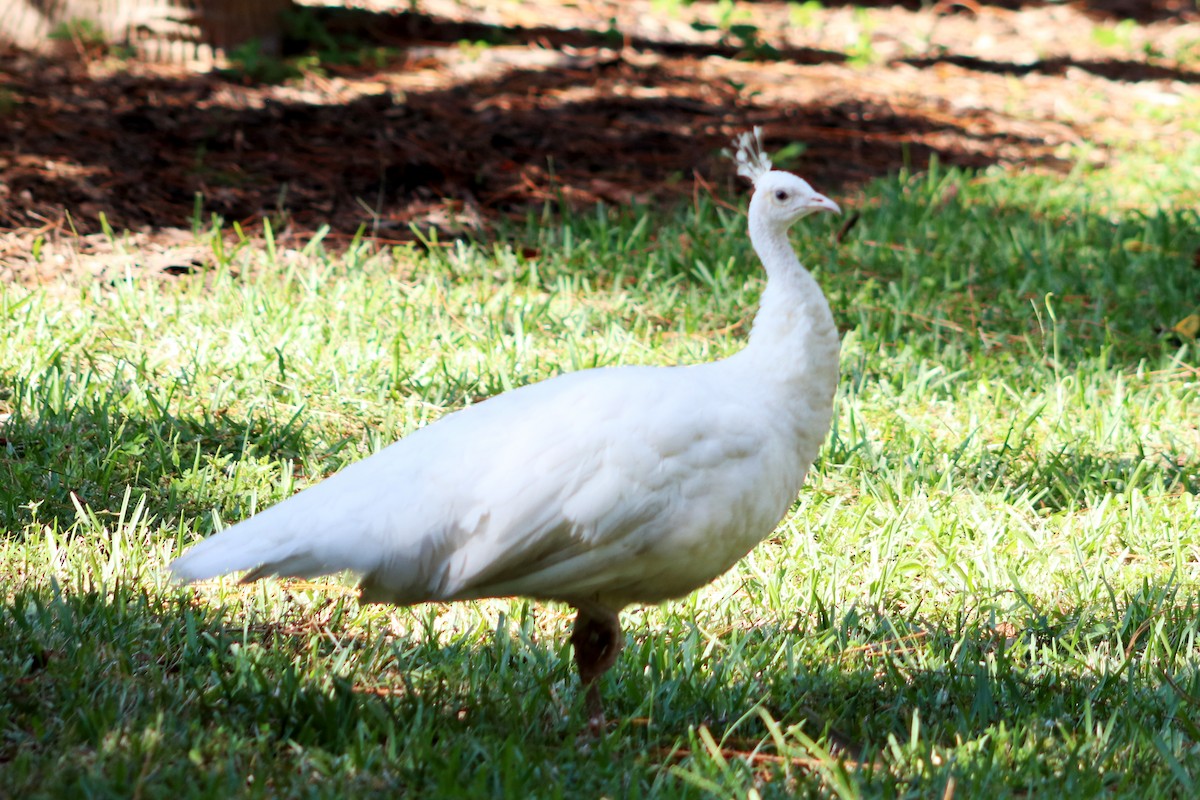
[3,136,1200,796]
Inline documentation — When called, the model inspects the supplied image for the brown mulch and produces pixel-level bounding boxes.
[1,0,1197,279]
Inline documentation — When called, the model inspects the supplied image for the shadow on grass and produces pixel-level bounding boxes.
[3,581,1200,795]
[0,365,319,536]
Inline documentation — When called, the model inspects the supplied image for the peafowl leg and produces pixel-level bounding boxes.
[570,606,623,731]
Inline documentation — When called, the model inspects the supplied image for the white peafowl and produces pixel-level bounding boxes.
[171,128,842,728]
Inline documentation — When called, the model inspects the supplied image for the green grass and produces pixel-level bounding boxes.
[3,146,1200,797]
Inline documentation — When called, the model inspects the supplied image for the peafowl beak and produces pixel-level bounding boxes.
[810,194,841,215]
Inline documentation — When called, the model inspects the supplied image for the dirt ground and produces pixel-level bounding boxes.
[1,0,1197,279]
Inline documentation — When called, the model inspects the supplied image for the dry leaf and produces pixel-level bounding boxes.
[1171,313,1200,339]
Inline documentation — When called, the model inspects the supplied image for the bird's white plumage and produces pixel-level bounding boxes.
[173,359,825,607]
[171,134,842,641]
[729,127,773,185]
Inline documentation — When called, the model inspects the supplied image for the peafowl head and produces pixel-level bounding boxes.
[729,128,840,228]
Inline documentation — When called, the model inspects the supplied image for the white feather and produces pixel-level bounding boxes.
[727,126,773,185]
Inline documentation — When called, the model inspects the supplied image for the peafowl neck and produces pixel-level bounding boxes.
[738,214,840,399]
